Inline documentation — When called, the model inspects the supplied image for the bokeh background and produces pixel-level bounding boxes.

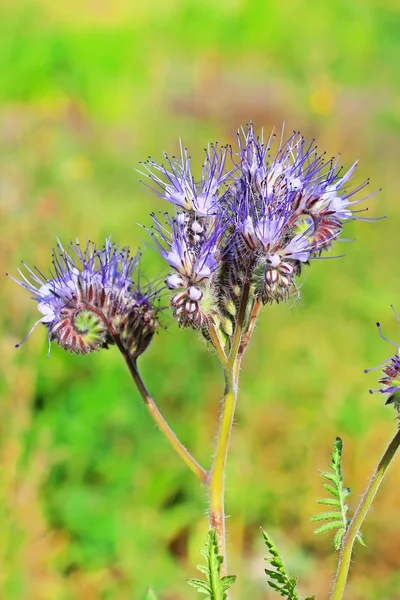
[1,1,400,599]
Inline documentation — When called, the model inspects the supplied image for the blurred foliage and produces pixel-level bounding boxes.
[1,0,400,599]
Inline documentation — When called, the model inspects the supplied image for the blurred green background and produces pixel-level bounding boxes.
[1,1,400,598]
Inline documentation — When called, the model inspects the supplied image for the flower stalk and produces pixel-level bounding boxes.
[330,427,400,600]
[89,302,208,483]
[208,277,254,571]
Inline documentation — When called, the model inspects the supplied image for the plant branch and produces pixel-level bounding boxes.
[234,298,262,385]
[209,320,228,366]
[208,278,253,573]
[208,367,236,575]
[330,427,400,600]
[86,304,208,483]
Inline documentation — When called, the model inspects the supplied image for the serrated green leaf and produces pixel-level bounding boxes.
[187,530,236,599]
[314,520,345,535]
[262,530,304,600]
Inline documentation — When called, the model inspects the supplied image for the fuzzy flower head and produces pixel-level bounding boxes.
[226,123,375,304]
[233,124,372,243]
[140,142,231,218]
[149,213,227,328]
[8,239,161,358]
[365,313,400,415]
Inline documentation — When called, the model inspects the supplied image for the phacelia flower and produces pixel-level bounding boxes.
[8,239,161,358]
[139,142,232,217]
[225,123,374,303]
[141,124,375,322]
[150,214,227,328]
[365,313,400,415]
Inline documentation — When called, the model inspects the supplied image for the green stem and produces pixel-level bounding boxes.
[330,427,400,600]
[209,321,228,366]
[87,304,207,483]
[208,368,237,573]
[128,359,208,483]
[208,279,253,572]
[234,298,262,385]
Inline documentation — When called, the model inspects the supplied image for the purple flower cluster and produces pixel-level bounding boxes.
[149,213,225,328]
[9,239,160,357]
[142,124,371,322]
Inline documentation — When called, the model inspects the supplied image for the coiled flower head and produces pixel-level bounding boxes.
[365,312,400,415]
[8,239,161,358]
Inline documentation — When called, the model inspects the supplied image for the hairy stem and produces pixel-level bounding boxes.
[234,298,262,384]
[209,321,228,366]
[330,427,400,600]
[87,304,207,482]
[128,358,208,482]
[208,278,252,572]
[208,368,236,573]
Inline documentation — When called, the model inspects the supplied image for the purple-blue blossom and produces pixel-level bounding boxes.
[8,239,160,357]
[366,315,400,414]
[150,213,227,327]
[141,123,375,311]
[140,142,232,217]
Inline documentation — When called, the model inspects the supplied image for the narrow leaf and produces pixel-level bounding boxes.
[310,511,342,522]
[314,520,345,535]
[356,532,367,547]
[323,483,340,497]
[320,471,337,483]
[316,498,341,507]
[333,528,345,550]
[187,579,211,594]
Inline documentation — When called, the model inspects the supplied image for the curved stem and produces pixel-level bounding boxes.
[234,298,262,385]
[86,304,207,483]
[229,279,252,362]
[238,299,261,358]
[330,427,400,600]
[128,358,208,483]
[209,321,228,366]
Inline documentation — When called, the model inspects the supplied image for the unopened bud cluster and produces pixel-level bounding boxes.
[10,239,160,358]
